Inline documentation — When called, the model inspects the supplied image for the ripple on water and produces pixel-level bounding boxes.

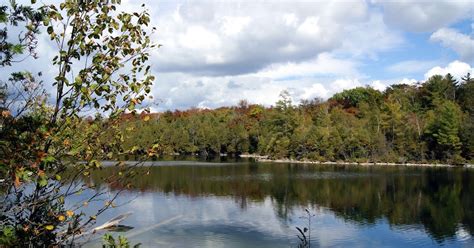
[207,173,273,181]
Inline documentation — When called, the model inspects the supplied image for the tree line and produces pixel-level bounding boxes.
[117,74,473,164]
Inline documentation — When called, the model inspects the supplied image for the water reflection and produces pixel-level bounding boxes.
[81,161,473,247]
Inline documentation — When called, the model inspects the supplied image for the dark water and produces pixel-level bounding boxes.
[77,160,473,247]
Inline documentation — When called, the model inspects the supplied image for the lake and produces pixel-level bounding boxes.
[77,159,473,247]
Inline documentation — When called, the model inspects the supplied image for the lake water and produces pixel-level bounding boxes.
[78,159,473,247]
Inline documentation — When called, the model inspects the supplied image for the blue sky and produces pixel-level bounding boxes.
[10,0,474,111]
[367,19,473,80]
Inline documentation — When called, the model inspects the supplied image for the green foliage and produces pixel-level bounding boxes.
[117,76,472,163]
[0,226,16,247]
[0,0,45,66]
[425,101,463,162]
[1,0,157,246]
[457,73,474,114]
[102,233,141,248]
[330,86,383,109]
[420,74,458,108]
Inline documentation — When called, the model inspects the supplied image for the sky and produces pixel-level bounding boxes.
[8,0,474,111]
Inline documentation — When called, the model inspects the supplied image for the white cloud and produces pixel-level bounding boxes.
[424,61,474,80]
[154,59,474,110]
[151,73,283,110]
[374,0,473,32]
[430,28,474,63]
[370,80,387,91]
[297,16,322,37]
[387,60,440,74]
[150,50,366,110]
[149,0,390,75]
[178,26,221,51]
[283,13,298,27]
[330,78,362,92]
[295,78,365,101]
[300,83,330,100]
[7,0,474,112]
[254,53,359,80]
[367,78,417,92]
[151,72,373,110]
[338,12,403,58]
[399,78,418,85]
[220,16,251,36]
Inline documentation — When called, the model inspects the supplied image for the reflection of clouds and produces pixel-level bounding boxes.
[77,173,473,248]
[91,193,289,234]
[89,194,293,247]
[80,191,474,248]
[455,226,472,242]
[161,195,289,237]
[126,193,156,224]
[282,206,470,248]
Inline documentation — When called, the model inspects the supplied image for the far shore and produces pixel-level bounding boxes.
[239,154,474,168]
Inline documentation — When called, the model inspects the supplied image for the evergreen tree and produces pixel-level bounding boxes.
[425,101,463,162]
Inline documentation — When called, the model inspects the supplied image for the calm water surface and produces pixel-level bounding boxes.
[77,160,473,247]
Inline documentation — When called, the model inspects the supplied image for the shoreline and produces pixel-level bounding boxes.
[239,154,473,168]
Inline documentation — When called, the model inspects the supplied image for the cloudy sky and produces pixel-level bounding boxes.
[14,0,474,111]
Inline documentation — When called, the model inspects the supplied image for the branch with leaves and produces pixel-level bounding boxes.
[1,0,158,246]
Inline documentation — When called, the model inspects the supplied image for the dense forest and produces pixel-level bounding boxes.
[115,73,473,164]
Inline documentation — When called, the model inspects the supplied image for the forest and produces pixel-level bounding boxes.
[116,73,473,164]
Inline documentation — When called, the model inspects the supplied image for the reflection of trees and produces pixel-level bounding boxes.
[88,163,473,241]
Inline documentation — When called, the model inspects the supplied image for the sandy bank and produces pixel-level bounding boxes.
[239,154,473,168]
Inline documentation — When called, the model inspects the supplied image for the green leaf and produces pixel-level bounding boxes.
[91,160,102,168]
[43,16,50,26]
[38,177,48,187]
[0,13,8,23]
[43,155,56,165]
[12,44,24,54]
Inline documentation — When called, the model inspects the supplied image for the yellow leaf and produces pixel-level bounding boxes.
[1,110,10,117]
[58,215,65,221]
[45,225,54,231]
[143,115,150,121]
[66,210,74,217]
[14,175,21,187]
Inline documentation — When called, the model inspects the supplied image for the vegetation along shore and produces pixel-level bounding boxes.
[240,154,473,168]
[115,74,473,166]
